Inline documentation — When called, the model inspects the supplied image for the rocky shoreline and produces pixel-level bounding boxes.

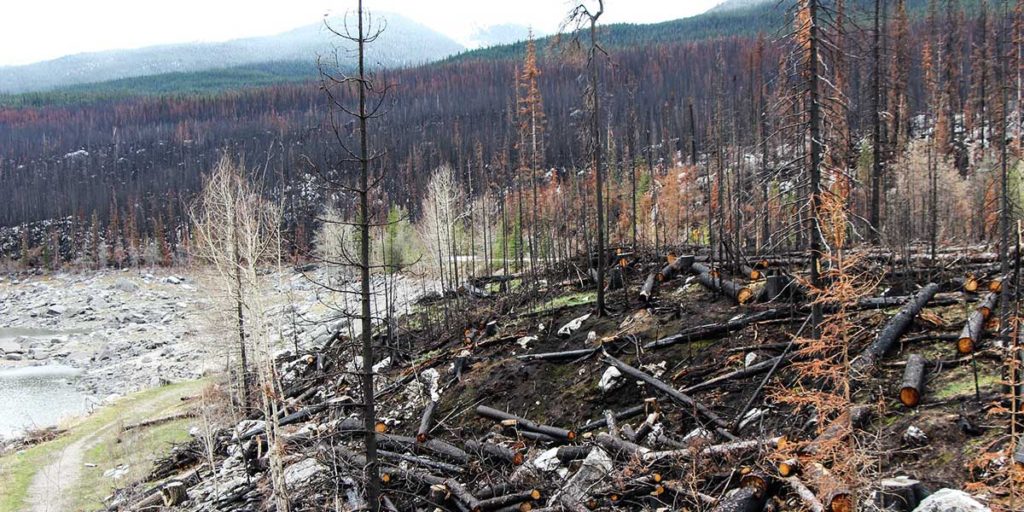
[0,270,219,401]
[0,267,431,438]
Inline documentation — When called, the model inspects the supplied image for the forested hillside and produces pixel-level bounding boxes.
[7,1,1024,511]
[0,0,1012,267]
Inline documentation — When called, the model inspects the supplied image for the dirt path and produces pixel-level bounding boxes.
[25,431,94,512]
[24,390,177,512]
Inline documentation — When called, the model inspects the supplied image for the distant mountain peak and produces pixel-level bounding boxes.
[0,13,464,94]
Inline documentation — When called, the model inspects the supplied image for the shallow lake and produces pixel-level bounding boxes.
[0,364,88,439]
[0,326,91,439]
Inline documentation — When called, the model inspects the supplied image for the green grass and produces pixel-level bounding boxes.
[0,379,207,512]
[531,291,597,314]
[933,371,1001,400]
[72,418,193,509]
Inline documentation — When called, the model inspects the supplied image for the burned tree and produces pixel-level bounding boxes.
[314,2,393,509]
[565,0,607,314]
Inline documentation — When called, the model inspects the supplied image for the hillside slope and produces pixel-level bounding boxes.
[0,13,464,94]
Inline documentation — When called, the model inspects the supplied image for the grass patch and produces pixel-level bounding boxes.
[532,291,597,313]
[0,379,207,512]
[932,370,1000,400]
[72,418,193,509]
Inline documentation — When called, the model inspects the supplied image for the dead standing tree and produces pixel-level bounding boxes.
[314,2,392,509]
[565,0,607,315]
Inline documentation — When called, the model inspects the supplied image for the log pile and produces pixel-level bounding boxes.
[104,246,1019,512]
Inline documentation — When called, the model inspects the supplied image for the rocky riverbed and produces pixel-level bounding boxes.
[0,271,219,402]
[0,267,430,438]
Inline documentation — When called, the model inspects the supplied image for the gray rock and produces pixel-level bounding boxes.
[283,458,325,488]
[113,279,139,294]
[46,305,67,316]
[912,489,990,512]
[0,339,22,353]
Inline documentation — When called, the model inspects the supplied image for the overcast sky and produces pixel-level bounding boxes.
[0,0,720,66]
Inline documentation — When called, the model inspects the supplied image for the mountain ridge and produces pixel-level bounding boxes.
[0,12,465,94]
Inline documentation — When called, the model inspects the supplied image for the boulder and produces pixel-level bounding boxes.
[284,458,326,488]
[113,279,139,294]
[0,339,22,354]
[912,489,989,512]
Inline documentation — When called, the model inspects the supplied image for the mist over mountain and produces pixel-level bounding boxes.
[467,24,534,48]
[0,13,464,93]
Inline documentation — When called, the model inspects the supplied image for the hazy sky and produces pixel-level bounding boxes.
[0,0,720,66]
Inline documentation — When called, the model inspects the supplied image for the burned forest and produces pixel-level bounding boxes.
[5,0,1024,511]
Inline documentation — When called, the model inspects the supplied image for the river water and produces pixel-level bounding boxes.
[0,328,90,439]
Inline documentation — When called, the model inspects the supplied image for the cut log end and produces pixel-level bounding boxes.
[957,337,974,354]
[989,279,1003,293]
[740,472,769,496]
[828,491,853,512]
[416,433,428,443]
[738,287,754,304]
[513,452,524,465]
[899,387,920,408]
[964,277,979,293]
[529,489,541,500]
[374,422,388,433]
[778,459,799,477]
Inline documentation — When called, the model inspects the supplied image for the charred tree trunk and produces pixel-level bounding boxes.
[852,282,940,373]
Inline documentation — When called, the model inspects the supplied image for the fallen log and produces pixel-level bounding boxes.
[899,354,927,407]
[644,308,793,350]
[417,400,439,443]
[377,433,470,463]
[851,283,940,374]
[465,440,523,466]
[578,403,650,433]
[604,473,665,505]
[681,354,794,394]
[238,402,330,441]
[516,348,596,362]
[798,406,872,458]
[378,448,464,474]
[556,445,593,464]
[632,411,660,443]
[474,490,541,511]
[657,254,696,282]
[786,476,824,512]
[601,354,736,440]
[123,411,195,432]
[741,265,763,280]
[692,262,754,304]
[644,436,782,463]
[475,405,576,442]
[639,272,658,303]
[711,486,766,512]
[802,462,853,512]
[958,292,998,354]
[662,479,718,505]
[595,432,650,459]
